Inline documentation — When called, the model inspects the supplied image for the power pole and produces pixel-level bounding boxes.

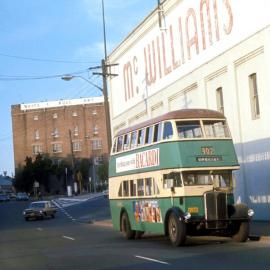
[68,129,75,189]
[92,60,118,152]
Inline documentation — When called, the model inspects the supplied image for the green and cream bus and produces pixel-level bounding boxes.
[109,109,254,246]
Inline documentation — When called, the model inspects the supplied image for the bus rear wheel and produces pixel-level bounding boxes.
[121,212,135,240]
[168,212,186,246]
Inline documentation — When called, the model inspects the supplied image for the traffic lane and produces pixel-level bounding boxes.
[1,215,270,270]
[57,196,111,223]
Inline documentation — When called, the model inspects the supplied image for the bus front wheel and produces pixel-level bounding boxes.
[168,212,186,246]
[232,221,249,242]
[121,212,135,240]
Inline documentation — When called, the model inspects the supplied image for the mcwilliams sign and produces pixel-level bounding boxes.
[109,0,270,117]
[116,148,160,173]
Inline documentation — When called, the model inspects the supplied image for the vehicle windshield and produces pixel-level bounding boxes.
[203,120,230,138]
[182,171,232,190]
[30,202,45,208]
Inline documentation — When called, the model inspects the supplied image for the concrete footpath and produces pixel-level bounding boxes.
[250,220,270,240]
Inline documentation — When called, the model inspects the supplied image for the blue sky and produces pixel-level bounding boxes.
[0,0,157,176]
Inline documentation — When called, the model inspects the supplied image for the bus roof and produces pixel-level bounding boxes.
[116,109,225,137]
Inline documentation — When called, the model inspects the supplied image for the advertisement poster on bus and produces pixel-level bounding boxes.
[133,200,162,223]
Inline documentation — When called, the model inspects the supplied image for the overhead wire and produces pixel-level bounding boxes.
[0,52,99,64]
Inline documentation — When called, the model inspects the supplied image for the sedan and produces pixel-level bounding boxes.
[0,194,10,202]
[23,201,57,221]
[16,192,29,201]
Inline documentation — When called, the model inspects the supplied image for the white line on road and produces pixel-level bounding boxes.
[62,236,75,241]
[135,255,170,265]
[37,228,43,231]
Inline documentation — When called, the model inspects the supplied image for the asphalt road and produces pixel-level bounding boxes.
[1,197,270,270]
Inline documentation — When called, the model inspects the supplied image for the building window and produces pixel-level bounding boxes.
[53,113,58,119]
[73,141,82,152]
[52,143,62,153]
[94,156,103,165]
[33,145,42,155]
[74,126,79,136]
[216,87,224,114]
[92,109,97,115]
[52,128,59,138]
[34,130,40,140]
[72,111,78,117]
[249,73,260,119]
[92,139,102,150]
[33,115,39,121]
[93,124,99,135]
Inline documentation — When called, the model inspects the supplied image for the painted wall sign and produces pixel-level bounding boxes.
[116,148,160,173]
[20,96,104,111]
[109,0,270,117]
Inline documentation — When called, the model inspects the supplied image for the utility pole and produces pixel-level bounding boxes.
[68,129,75,194]
[92,60,118,152]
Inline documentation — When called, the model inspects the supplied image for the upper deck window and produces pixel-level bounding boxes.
[117,136,123,152]
[123,133,131,151]
[112,138,117,153]
[177,121,202,139]
[145,126,153,145]
[130,131,137,149]
[163,121,173,140]
[203,120,229,138]
[153,123,162,142]
[137,129,145,147]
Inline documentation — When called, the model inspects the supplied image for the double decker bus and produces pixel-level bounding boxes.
[109,109,254,246]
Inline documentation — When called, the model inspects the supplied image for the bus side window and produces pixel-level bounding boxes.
[163,172,182,188]
[123,133,131,150]
[118,182,123,197]
[137,128,145,147]
[137,179,144,196]
[123,181,129,197]
[145,178,153,196]
[145,126,153,145]
[130,180,136,196]
[117,136,124,152]
[163,121,173,140]
[153,123,162,142]
[130,131,137,149]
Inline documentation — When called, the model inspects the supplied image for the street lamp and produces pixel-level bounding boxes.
[61,73,112,152]
[61,75,103,92]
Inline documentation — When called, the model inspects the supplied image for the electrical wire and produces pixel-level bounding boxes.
[0,52,99,64]
[0,68,90,81]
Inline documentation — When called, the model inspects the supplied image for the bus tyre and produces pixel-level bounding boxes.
[168,212,186,246]
[121,212,135,240]
[232,221,249,242]
[135,231,144,239]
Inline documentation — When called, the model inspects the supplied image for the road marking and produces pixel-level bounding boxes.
[135,255,170,265]
[62,236,75,241]
[37,228,43,231]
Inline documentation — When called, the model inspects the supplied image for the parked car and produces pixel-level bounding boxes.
[16,192,29,201]
[0,194,10,202]
[102,189,109,198]
[23,201,57,221]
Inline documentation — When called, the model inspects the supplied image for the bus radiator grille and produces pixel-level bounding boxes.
[204,191,228,229]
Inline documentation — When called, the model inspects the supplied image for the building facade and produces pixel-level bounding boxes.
[11,97,108,173]
[108,0,270,219]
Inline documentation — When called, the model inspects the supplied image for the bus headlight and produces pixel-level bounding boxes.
[184,212,191,220]
[248,209,254,217]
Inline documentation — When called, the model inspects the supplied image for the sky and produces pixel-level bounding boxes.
[0,0,158,177]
